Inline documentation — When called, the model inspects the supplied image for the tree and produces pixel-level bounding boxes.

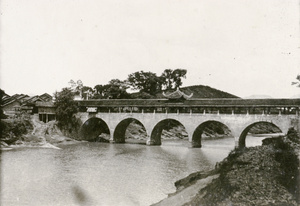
[82,86,94,100]
[127,71,162,95]
[291,75,300,87]
[161,69,187,90]
[0,89,7,119]
[93,79,130,99]
[172,69,187,88]
[68,79,84,97]
[54,88,78,129]
[93,84,106,99]
[161,69,173,90]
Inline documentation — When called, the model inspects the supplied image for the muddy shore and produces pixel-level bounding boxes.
[153,129,300,206]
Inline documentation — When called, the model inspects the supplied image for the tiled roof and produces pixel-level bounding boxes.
[2,98,21,107]
[36,101,55,107]
[24,96,43,104]
[77,98,300,107]
[39,93,53,101]
[162,88,193,100]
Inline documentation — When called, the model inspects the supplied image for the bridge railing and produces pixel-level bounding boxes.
[81,105,299,116]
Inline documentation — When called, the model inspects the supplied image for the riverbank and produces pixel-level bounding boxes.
[153,128,300,206]
[1,117,80,150]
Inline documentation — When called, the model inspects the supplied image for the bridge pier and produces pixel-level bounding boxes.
[191,140,202,148]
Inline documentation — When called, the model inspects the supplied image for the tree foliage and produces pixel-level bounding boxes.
[291,75,300,87]
[81,86,94,99]
[0,88,7,119]
[161,69,187,90]
[93,79,130,99]
[68,69,187,99]
[69,79,83,94]
[127,71,163,95]
[54,88,78,128]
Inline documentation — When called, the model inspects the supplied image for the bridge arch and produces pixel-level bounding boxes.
[79,117,110,141]
[192,120,233,148]
[238,121,282,148]
[113,118,148,143]
[150,118,188,146]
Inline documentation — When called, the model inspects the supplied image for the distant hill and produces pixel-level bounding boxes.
[131,85,239,99]
[243,95,273,99]
[173,85,240,99]
[290,93,300,99]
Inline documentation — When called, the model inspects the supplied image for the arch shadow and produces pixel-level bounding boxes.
[113,118,147,144]
[239,121,282,148]
[192,121,233,148]
[150,119,188,146]
[79,117,110,142]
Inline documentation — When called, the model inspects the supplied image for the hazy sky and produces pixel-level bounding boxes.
[1,0,299,98]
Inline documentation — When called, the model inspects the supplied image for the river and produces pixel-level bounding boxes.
[0,136,266,206]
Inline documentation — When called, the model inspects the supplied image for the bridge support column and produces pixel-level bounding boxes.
[146,139,157,146]
[109,128,115,143]
[234,136,239,148]
[191,140,202,148]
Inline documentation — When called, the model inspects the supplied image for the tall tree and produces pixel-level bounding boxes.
[93,79,130,99]
[127,71,162,95]
[54,88,78,129]
[161,69,173,90]
[68,79,84,97]
[161,69,187,90]
[82,86,94,100]
[93,84,106,98]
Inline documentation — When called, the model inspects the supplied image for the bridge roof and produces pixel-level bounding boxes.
[162,88,193,100]
[77,98,300,108]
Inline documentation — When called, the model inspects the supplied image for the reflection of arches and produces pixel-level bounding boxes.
[150,119,187,146]
[113,118,147,143]
[192,121,232,148]
[80,117,110,141]
[239,121,282,148]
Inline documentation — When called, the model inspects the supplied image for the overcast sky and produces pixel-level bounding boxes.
[0,0,299,98]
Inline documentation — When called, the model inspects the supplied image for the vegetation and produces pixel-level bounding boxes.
[0,88,7,119]
[1,118,33,144]
[93,79,130,99]
[54,88,81,137]
[63,69,240,100]
[127,69,187,95]
[69,69,187,100]
[161,68,187,89]
[127,71,163,95]
[291,74,300,87]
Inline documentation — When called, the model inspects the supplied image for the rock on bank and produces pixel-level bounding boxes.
[153,129,300,206]
[1,116,78,149]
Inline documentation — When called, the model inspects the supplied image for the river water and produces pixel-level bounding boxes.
[0,136,265,206]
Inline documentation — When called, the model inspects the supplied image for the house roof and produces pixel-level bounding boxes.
[2,99,21,107]
[23,95,43,104]
[39,93,53,101]
[162,88,193,100]
[36,101,55,108]
[2,95,11,103]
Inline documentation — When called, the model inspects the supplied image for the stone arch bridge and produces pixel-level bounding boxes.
[76,98,300,148]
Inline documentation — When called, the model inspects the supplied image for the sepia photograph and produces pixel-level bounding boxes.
[0,0,299,205]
